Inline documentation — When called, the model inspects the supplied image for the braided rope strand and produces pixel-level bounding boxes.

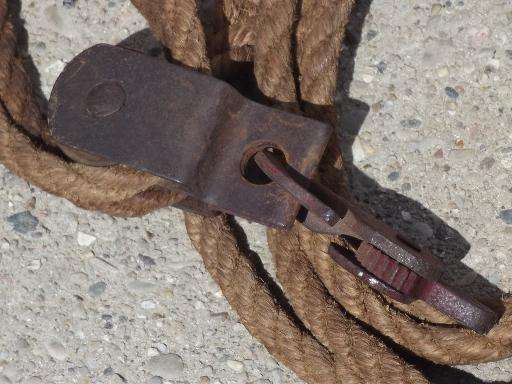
[268,226,428,384]
[185,213,342,384]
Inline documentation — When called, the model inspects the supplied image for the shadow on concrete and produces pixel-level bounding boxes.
[7,0,48,114]
[336,0,503,301]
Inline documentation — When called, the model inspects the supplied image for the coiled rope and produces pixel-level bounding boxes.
[1,0,512,382]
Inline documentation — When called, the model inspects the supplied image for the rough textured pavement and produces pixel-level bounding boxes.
[1,0,511,383]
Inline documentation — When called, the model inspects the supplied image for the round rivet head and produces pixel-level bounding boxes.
[85,80,126,118]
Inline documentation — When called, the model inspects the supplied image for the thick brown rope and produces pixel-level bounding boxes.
[267,226,427,384]
[0,0,511,382]
[132,0,210,72]
[297,0,353,106]
[253,0,298,104]
[223,0,258,61]
[185,213,340,384]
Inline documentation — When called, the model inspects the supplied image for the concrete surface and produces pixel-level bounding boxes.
[0,0,511,383]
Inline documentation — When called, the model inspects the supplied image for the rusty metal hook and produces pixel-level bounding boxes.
[254,149,499,334]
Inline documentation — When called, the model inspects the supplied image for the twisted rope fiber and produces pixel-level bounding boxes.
[252,0,298,104]
[185,213,341,384]
[223,0,259,60]
[267,227,427,384]
[0,0,511,382]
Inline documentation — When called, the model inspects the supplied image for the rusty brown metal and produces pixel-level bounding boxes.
[255,150,499,334]
[48,44,332,229]
[48,43,499,334]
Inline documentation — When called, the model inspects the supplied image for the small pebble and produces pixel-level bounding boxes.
[72,302,88,319]
[361,73,374,84]
[446,101,457,111]
[146,353,184,379]
[371,101,384,112]
[226,359,245,373]
[62,0,77,7]
[15,338,30,349]
[154,343,168,354]
[400,118,422,128]
[485,59,500,74]
[103,367,114,376]
[6,211,39,234]
[445,86,459,99]
[69,272,89,286]
[88,281,107,297]
[387,171,400,181]
[351,137,366,162]
[140,300,157,309]
[479,157,496,170]
[200,365,214,377]
[431,3,442,15]
[199,376,210,384]
[138,254,156,268]
[0,238,9,250]
[366,30,378,41]
[77,231,96,246]
[499,209,512,224]
[46,339,68,361]
[376,61,387,74]
[436,66,449,77]
[99,324,112,334]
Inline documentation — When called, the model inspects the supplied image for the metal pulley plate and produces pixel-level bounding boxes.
[48,44,332,228]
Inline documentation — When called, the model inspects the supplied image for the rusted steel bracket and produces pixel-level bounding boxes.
[48,44,499,333]
[48,44,331,229]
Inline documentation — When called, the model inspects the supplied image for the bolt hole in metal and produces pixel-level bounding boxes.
[242,145,287,185]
